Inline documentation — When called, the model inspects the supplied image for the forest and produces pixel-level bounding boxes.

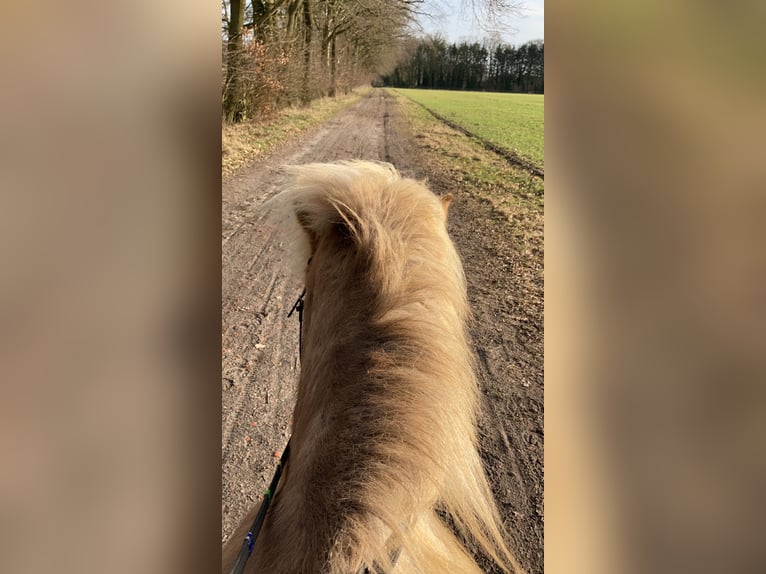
[381,38,544,93]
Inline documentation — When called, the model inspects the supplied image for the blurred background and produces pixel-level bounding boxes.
[546,1,766,573]
[1,1,765,573]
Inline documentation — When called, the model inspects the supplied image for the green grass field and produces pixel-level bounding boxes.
[393,89,544,169]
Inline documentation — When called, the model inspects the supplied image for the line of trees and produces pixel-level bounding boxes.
[222,0,421,122]
[381,37,544,93]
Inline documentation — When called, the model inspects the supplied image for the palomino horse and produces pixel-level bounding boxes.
[223,161,522,573]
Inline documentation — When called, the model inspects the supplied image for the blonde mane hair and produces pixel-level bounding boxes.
[223,161,523,574]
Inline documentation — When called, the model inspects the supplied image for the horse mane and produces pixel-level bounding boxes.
[239,161,523,573]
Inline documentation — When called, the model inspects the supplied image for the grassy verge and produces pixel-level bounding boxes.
[393,88,544,170]
[222,87,370,178]
[390,91,543,257]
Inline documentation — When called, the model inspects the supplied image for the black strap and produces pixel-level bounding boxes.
[287,288,306,357]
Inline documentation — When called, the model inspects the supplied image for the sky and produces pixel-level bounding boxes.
[418,0,544,46]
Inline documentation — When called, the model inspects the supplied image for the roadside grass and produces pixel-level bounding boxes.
[390,91,543,258]
[393,88,544,170]
[222,87,370,178]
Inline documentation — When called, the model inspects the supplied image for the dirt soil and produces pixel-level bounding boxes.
[222,89,543,573]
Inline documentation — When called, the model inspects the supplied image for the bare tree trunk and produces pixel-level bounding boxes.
[223,0,246,122]
[252,0,268,43]
[329,35,337,97]
[301,0,312,104]
[286,1,298,37]
[324,0,336,97]
[322,3,330,70]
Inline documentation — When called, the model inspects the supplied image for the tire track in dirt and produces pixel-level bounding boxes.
[222,89,543,574]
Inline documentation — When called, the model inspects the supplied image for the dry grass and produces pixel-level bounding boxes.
[222,88,370,178]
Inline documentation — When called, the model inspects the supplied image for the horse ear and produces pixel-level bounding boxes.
[296,210,319,253]
[440,194,453,218]
[332,207,360,242]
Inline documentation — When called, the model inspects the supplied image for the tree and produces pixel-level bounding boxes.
[223,0,246,122]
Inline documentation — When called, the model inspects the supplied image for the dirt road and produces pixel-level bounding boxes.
[222,89,543,573]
